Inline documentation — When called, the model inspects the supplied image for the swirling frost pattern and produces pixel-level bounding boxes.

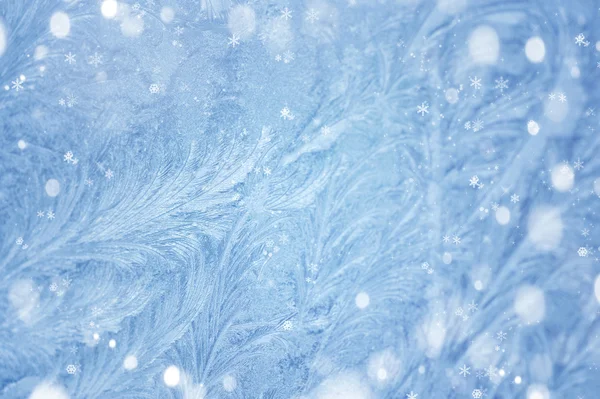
[1,0,599,398]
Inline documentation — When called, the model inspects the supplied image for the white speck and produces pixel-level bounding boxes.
[223,375,237,392]
[29,382,70,399]
[355,292,370,309]
[594,275,600,304]
[527,120,539,135]
[18,140,27,149]
[525,37,545,63]
[468,25,499,65]
[50,12,71,38]
[0,21,7,57]
[551,164,574,192]
[160,7,175,23]
[442,252,452,264]
[495,206,510,225]
[101,0,118,18]
[528,207,563,251]
[474,280,483,291]
[108,339,116,348]
[163,365,181,387]
[123,355,138,370]
[45,179,60,197]
[93,333,100,341]
[514,285,545,324]
[445,88,459,104]
[515,375,522,384]
[526,384,550,399]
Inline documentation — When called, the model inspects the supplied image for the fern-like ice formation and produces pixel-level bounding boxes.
[1,0,599,398]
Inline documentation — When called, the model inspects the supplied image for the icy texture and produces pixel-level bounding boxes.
[1,0,599,398]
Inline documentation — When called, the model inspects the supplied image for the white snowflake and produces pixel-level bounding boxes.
[406,392,418,399]
[66,364,77,374]
[496,331,507,341]
[459,364,471,377]
[282,320,293,331]
[105,169,114,179]
[47,210,56,220]
[281,7,292,20]
[12,76,24,91]
[305,9,319,23]
[494,76,509,93]
[558,93,567,103]
[228,34,240,48]
[469,175,480,188]
[16,237,24,245]
[64,52,77,65]
[88,52,103,67]
[472,119,484,132]
[581,229,590,237]
[573,158,584,170]
[64,151,74,163]
[467,301,478,312]
[280,106,294,120]
[149,84,160,94]
[49,282,58,292]
[452,235,461,245]
[472,389,483,399]
[470,76,482,90]
[417,102,429,116]
[37,210,45,217]
[66,93,77,107]
[320,125,331,135]
[510,194,520,203]
[575,33,589,47]
[577,247,588,257]
[283,50,295,63]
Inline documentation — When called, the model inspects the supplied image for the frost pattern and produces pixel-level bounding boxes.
[1,0,600,398]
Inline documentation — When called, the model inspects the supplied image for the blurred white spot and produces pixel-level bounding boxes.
[50,12,71,38]
[355,292,370,309]
[45,179,60,197]
[108,339,116,348]
[437,0,467,14]
[528,207,563,250]
[9,280,39,323]
[544,95,568,123]
[514,285,545,323]
[495,206,510,225]
[499,369,505,377]
[468,25,499,65]
[474,280,483,290]
[34,45,48,60]
[418,365,425,374]
[597,41,600,51]
[445,88,459,104]
[261,17,293,54]
[515,375,522,384]
[367,349,401,384]
[0,20,7,57]
[228,5,256,40]
[164,365,181,387]
[18,140,27,149]
[313,372,373,399]
[442,252,452,264]
[160,7,175,23]
[551,164,574,192]
[594,178,600,196]
[123,355,138,370]
[527,384,550,399]
[101,0,118,19]
[93,333,100,341]
[594,275,600,304]
[525,37,545,63]
[223,375,237,392]
[29,382,69,399]
[570,66,580,79]
[527,120,540,135]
